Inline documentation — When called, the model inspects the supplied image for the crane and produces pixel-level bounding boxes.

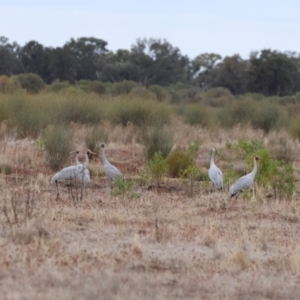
[98,143,123,189]
[208,148,223,190]
[229,155,260,200]
[51,158,86,199]
[72,149,95,186]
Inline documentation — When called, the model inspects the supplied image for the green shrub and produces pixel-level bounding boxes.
[149,85,168,102]
[112,177,133,197]
[251,102,280,133]
[47,81,70,92]
[290,116,300,140]
[167,150,193,177]
[0,75,21,93]
[43,125,73,171]
[147,151,169,188]
[183,104,211,126]
[89,81,106,94]
[217,98,256,128]
[128,87,155,100]
[112,80,138,95]
[15,73,45,94]
[85,125,109,154]
[141,124,174,160]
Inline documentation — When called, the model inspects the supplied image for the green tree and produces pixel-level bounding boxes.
[247,50,300,96]
[215,54,247,94]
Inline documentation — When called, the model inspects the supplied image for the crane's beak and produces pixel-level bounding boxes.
[89,151,96,155]
[70,150,79,154]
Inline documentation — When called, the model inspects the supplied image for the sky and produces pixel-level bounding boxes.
[1,0,300,60]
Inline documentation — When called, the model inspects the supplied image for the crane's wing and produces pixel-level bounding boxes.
[77,168,90,186]
[209,165,223,188]
[51,165,84,183]
[229,174,253,197]
[104,164,123,180]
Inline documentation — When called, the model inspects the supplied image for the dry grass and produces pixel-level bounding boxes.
[1,122,300,299]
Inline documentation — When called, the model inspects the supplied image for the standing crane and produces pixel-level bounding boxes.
[208,148,223,190]
[51,152,86,199]
[98,143,123,189]
[229,155,260,200]
[72,149,95,186]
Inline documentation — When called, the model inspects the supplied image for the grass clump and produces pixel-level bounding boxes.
[166,150,193,178]
[43,125,73,171]
[140,123,174,160]
[147,151,169,188]
[183,104,211,126]
[85,125,109,154]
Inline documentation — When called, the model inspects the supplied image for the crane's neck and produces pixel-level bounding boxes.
[101,148,109,165]
[75,153,80,165]
[250,157,258,178]
[84,152,89,168]
[210,150,215,165]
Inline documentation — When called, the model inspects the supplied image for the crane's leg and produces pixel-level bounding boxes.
[55,180,59,200]
[234,190,243,201]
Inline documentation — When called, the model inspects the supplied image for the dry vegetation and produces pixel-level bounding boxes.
[1,121,300,299]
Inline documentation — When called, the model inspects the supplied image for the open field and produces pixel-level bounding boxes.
[1,123,300,299]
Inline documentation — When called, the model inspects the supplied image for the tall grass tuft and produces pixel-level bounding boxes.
[43,125,73,171]
[140,123,174,160]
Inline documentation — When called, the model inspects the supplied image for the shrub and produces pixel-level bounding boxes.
[128,87,155,100]
[89,81,106,94]
[149,85,168,102]
[112,80,138,95]
[217,98,256,128]
[290,116,300,141]
[43,125,73,171]
[15,73,45,94]
[167,150,193,177]
[47,80,70,92]
[251,102,280,133]
[85,125,109,154]
[0,75,20,93]
[147,151,169,188]
[183,104,211,126]
[140,124,174,160]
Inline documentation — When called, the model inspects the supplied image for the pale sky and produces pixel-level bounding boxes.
[1,0,300,59]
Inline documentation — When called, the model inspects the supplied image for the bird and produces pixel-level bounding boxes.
[98,143,123,188]
[229,155,260,200]
[72,149,95,186]
[50,154,87,199]
[208,148,223,190]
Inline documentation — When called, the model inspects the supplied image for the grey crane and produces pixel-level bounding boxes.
[208,148,223,190]
[72,150,95,186]
[229,155,260,200]
[98,143,123,188]
[51,152,86,199]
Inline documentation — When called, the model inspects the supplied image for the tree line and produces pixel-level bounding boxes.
[0,36,300,96]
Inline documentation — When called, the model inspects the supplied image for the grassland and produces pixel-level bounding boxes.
[0,119,300,300]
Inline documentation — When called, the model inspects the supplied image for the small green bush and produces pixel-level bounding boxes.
[15,73,45,94]
[251,102,280,133]
[112,80,138,95]
[183,104,211,126]
[141,124,174,160]
[0,75,21,93]
[128,87,155,100]
[43,125,73,171]
[217,98,256,128]
[89,81,106,94]
[47,81,70,92]
[149,85,168,102]
[167,150,193,177]
[290,116,300,141]
[147,151,169,188]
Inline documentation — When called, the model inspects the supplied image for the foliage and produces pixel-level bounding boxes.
[112,80,138,95]
[15,73,45,94]
[183,104,211,126]
[85,125,109,154]
[0,75,20,93]
[290,116,300,141]
[251,101,280,133]
[147,151,169,188]
[88,80,106,94]
[148,85,168,101]
[140,123,174,160]
[270,160,295,199]
[111,177,133,197]
[167,150,193,177]
[43,125,73,171]
[47,80,70,92]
